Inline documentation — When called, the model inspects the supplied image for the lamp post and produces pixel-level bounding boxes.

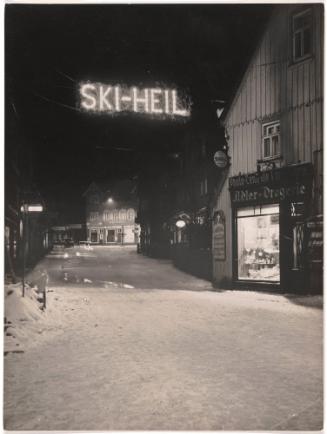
[21,203,44,297]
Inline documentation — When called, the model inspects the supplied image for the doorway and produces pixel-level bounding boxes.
[107,230,115,243]
[91,230,98,243]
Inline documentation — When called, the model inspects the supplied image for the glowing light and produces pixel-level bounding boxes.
[172,90,188,117]
[107,198,113,204]
[80,83,96,110]
[150,89,163,114]
[21,204,44,212]
[133,87,149,112]
[99,85,113,110]
[114,86,121,111]
[79,82,190,118]
[164,90,170,114]
[176,220,186,228]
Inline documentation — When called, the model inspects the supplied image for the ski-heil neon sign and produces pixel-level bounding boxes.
[79,83,191,118]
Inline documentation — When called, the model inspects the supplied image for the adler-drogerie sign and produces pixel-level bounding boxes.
[79,83,191,118]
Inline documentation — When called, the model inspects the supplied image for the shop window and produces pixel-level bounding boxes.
[237,204,280,282]
[292,9,312,62]
[262,121,280,159]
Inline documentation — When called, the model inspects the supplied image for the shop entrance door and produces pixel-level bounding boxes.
[107,230,115,243]
[280,201,307,291]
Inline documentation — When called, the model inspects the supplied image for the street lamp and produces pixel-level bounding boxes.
[21,203,44,297]
[175,220,186,229]
[107,197,114,204]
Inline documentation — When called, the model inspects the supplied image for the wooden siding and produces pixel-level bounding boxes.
[213,5,323,286]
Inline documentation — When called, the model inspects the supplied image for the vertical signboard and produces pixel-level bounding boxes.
[213,210,226,261]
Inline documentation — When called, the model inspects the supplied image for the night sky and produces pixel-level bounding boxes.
[5,3,272,221]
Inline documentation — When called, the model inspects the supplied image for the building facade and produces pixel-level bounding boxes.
[137,119,227,279]
[212,5,323,293]
[84,180,139,245]
[5,100,53,281]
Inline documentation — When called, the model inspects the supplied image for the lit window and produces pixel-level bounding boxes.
[237,204,280,282]
[262,121,280,159]
[292,9,312,62]
[104,211,113,221]
[119,209,126,221]
[127,209,135,221]
[90,212,99,221]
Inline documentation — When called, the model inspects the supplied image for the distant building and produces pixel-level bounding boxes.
[83,180,140,245]
[213,4,323,293]
[51,224,84,244]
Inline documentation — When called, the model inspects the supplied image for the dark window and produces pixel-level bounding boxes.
[292,9,312,62]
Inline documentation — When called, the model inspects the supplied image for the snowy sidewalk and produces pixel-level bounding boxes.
[4,282,323,431]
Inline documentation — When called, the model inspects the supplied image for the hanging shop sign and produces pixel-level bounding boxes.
[229,163,313,205]
[213,150,228,169]
[79,82,191,118]
[213,210,226,261]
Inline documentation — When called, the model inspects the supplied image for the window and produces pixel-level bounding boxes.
[292,9,312,62]
[262,121,280,159]
[119,209,126,221]
[113,211,119,222]
[127,209,135,221]
[237,205,280,282]
[90,212,99,221]
[104,211,113,221]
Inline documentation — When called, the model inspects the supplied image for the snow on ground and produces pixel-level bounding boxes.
[4,278,322,355]
[3,246,323,430]
[4,283,323,430]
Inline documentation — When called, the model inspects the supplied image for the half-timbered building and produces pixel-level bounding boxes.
[212,4,323,293]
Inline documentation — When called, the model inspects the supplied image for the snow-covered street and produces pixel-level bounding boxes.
[4,246,323,430]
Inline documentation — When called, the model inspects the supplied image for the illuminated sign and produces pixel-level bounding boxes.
[229,163,313,205]
[21,204,44,213]
[79,83,191,118]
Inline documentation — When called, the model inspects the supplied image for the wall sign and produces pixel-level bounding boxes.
[213,210,226,261]
[79,82,191,118]
[229,163,313,205]
[213,150,228,169]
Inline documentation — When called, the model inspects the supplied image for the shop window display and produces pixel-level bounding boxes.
[237,204,280,282]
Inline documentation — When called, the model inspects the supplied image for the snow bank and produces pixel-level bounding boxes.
[4,283,44,354]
